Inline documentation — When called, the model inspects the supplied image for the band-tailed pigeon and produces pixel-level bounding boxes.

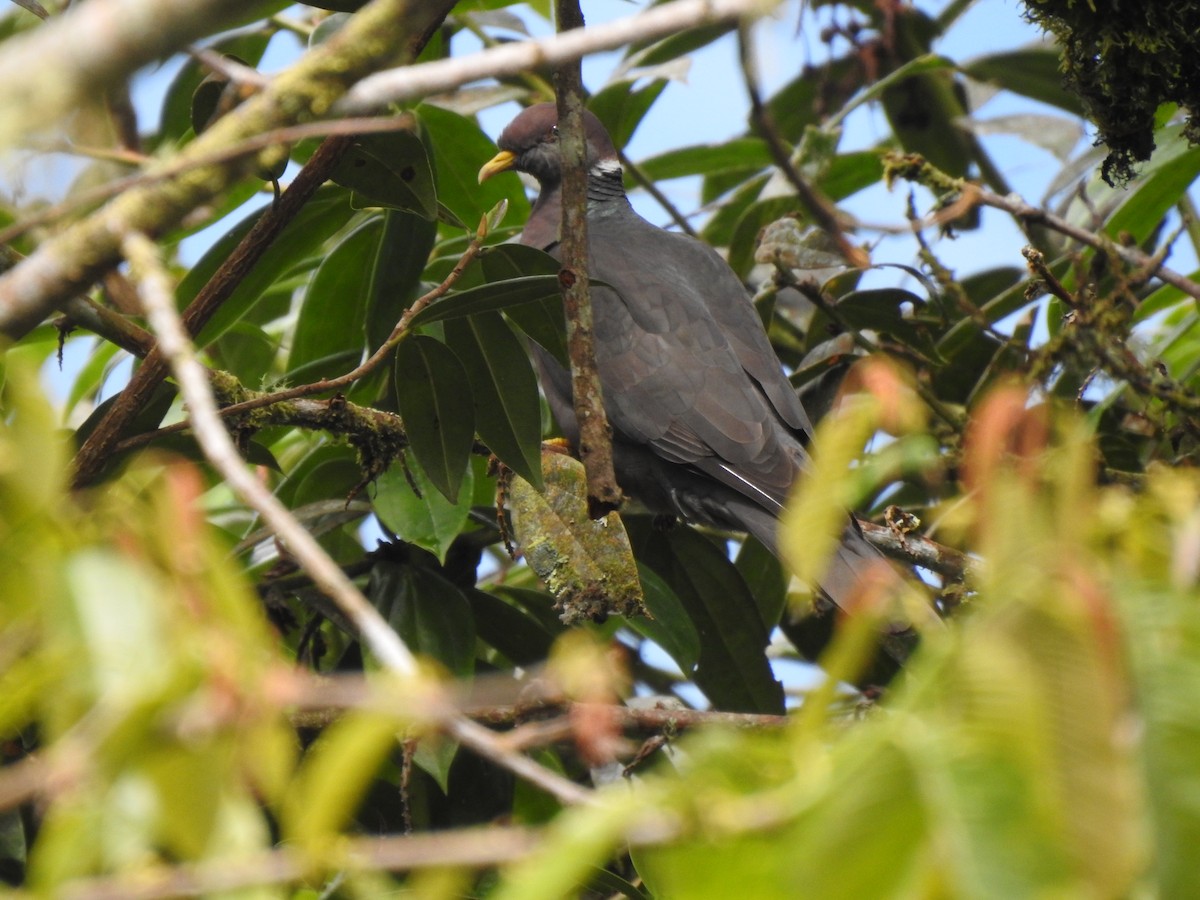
[479,103,891,610]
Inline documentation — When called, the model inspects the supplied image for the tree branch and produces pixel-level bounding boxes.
[0,0,454,339]
[69,135,352,488]
[737,23,868,268]
[556,0,622,515]
[858,520,969,578]
[0,0,252,149]
[337,0,775,115]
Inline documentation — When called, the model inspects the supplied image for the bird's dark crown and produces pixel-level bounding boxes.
[496,102,618,184]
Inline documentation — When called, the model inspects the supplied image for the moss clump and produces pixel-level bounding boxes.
[1023,0,1200,184]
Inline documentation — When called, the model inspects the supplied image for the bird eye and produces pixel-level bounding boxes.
[549,124,558,140]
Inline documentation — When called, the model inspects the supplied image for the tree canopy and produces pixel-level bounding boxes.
[2,0,1199,897]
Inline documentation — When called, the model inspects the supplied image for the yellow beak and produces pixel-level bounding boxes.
[478,149,517,184]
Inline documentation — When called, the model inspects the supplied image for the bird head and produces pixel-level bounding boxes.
[477,102,619,187]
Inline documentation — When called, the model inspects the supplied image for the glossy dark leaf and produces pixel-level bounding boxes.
[330,130,437,218]
[394,335,475,502]
[209,320,278,385]
[468,588,556,666]
[735,538,789,632]
[156,31,270,148]
[489,585,570,637]
[365,209,440,352]
[289,217,380,375]
[479,243,561,281]
[181,185,355,347]
[367,558,475,679]
[417,102,530,229]
[628,521,784,714]
[479,244,568,365]
[829,289,943,361]
[410,275,562,326]
[443,312,543,489]
[626,564,701,675]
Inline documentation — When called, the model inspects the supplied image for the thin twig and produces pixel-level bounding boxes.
[737,23,867,268]
[59,828,545,900]
[0,116,414,247]
[555,0,623,515]
[858,520,969,578]
[337,0,772,115]
[887,167,1200,305]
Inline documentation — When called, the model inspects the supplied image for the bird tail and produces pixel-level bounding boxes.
[747,512,918,667]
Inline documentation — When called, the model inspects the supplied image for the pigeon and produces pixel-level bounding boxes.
[479,102,896,614]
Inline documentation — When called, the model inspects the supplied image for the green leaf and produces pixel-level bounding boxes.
[626,22,734,68]
[155,31,270,149]
[443,312,543,489]
[287,447,363,510]
[479,243,561,280]
[410,275,562,326]
[628,522,784,714]
[964,46,1088,118]
[626,564,701,675]
[367,559,475,679]
[330,129,437,218]
[468,588,557,666]
[825,289,943,362]
[209,320,278,385]
[588,78,668,150]
[700,172,769,248]
[735,538,788,632]
[1104,139,1200,245]
[417,102,530,229]
[289,216,381,375]
[181,185,355,347]
[479,244,568,364]
[366,209,439,352]
[765,54,859,141]
[373,453,474,562]
[394,335,475,502]
[507,451,644,624]
[637,139,772,183]
[820,151,886,201]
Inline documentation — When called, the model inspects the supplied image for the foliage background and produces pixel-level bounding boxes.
[1,0,1199,897]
